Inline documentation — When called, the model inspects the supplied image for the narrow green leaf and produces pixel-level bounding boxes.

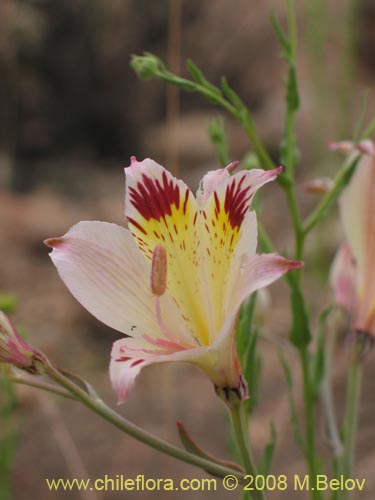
[236,294,257,358]
[0,376,18,500]
[186,60,219,95]
[259,423,277,475]
[363,117,375,138]
[289,279,311,347]
[352,89,370,142]
[186,59,206,84]
[236,295,261,413]
[220,77,245,112]
[286,67,300,112]
[176,421,244,474]
[270,11,291,59]
[278,349,305,452]
[208,117,230,167]
[312,307,332,399]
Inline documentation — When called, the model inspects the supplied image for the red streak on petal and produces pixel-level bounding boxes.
[214,191,220,213]
[223,175,252,229]
[128,172,182,221]
[182,189,189,214]
[127,217,147,235]
[130,358,144,367]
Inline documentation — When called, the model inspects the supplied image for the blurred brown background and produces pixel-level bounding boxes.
[0,0,374,499]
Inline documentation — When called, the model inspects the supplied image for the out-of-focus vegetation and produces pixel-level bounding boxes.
[0,2,374,499]
[0,0,373,192]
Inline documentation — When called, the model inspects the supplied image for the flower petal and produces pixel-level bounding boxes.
[195,162,238,207]
[110,336,210,403]
[224,253,303,330]
[330,243,357,313]
[200,167,281,339]
[328,141,355,154]
[45,221,193,345]
[339,154,375,298]
[124,158,209,344]
[339,152,375,335]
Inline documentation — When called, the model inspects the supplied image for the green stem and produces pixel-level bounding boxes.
[45,364,245,481]
[229,403,265,500]
[341,344,362,481]
[9,373,76,401]
[300,348,323,500]
[154,69,277,173]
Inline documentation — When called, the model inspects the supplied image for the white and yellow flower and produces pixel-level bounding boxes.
[46,158,301,403]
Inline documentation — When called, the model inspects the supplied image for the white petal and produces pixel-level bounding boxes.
[110,337,209,404]
[46,221,192,344]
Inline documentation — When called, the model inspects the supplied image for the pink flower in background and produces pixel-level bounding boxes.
[0,311,35,370]
[330,140,375,339]
[45,158,301,403]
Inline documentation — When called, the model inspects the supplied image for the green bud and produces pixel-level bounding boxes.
[130,53,162,80]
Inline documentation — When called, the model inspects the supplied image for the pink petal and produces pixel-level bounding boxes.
[356,139,375,157]
[110,337,209,404]
[330,243,357,312]
[339,152,375,336]
[225,253,303,325]
[328,141,355,154]
[0,312,34,368]
[301,177,334,195]
[45,221,164,338]
[212,253,302,381]
[196,163,234,207]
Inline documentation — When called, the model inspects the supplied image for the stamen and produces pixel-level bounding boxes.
[151,244,167,296]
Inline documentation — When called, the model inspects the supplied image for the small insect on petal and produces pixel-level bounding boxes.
[151,244,167,296]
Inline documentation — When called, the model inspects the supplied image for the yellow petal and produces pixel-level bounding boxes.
[125,158,209,344]
[200,167,281,339]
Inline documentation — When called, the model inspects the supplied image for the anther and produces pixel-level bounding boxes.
[151,244,167,296]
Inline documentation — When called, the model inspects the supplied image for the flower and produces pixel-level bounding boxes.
[0,311,35,370]
[45,158,301,403]
[330,140,375,339]
[301,177,333,195]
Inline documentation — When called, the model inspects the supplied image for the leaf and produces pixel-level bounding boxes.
[286,67,300,112]
[208,117,230,167]
[312,307,332,399]
[278,349,305,452]
[236,294,257,359]
[220,77,245,112]
[259,423,277,475]
[289,279,311,348]
[236,295,261,413]
[270,11,291,59]
[186,60,219,95]
[176,421,244,475]
[0,376,18,500]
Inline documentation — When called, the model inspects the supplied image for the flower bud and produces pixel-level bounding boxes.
[301,177,334,195]
[0,311,35,370]
[130,53,162,80]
